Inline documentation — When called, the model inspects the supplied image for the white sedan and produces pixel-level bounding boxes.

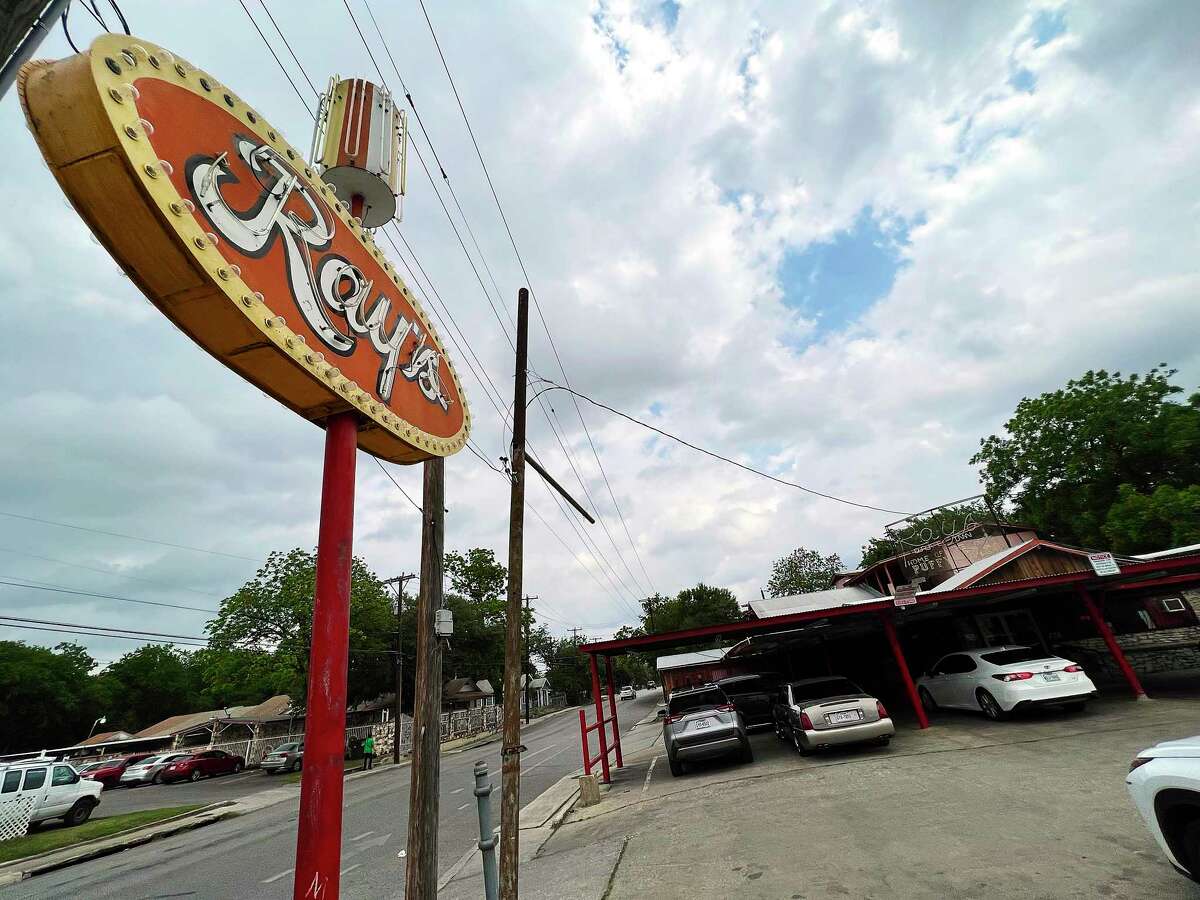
[916,646,1096,720]
[619,686,636,700]
[1127,734,1200,882]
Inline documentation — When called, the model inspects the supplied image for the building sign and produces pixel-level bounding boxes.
[19,35,467,463]
[1088,552,1121,577]
[893,583,919,607]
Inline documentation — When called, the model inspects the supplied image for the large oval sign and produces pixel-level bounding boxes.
[19,35,468,463]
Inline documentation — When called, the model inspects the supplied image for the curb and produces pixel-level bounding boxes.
[0,802,240,886]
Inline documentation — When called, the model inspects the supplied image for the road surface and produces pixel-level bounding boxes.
[1,692,657,899]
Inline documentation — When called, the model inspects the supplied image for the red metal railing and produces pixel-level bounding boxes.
[578,707,619,783]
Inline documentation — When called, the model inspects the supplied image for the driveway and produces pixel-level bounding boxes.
[544,694,1200,898]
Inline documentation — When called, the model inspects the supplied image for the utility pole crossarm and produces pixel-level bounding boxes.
[526,455,595,524]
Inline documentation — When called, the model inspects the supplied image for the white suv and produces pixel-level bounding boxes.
[0,760,103,827]
[1127,734,1200,882]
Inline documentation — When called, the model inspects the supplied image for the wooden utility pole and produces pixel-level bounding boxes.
[383,573,416,764]
[500,288,530,899]
[405,459,445,898]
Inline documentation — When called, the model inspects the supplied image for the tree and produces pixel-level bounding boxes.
[972,366,1200,549]
[858,501,990,568]
[445,548,507,611]
[205,548,394,707]
[642,583,741,634]
[1103,484,1200,553]
[766,547,843,596]
[96,645,205,733]
[542,636,592,705]
[0,641,102,752]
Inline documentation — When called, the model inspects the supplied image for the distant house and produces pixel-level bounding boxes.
[78,730,134,747]
[519,675,552,713]
[134,694,297,748]
[443,677,495,711]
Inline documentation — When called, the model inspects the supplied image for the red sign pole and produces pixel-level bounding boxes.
[294,410,358,900]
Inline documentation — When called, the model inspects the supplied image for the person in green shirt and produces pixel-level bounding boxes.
[362,735,376,771]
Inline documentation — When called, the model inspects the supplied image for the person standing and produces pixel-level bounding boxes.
[362,734,376,771]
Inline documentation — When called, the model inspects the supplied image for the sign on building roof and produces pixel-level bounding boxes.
[1088,552,1121,577]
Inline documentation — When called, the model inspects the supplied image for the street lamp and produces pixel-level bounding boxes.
[86,716,107,739]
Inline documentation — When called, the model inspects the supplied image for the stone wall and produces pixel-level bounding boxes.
[1060,627,1200,678]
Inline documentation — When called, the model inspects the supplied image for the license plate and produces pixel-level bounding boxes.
[1043,673,1060,682]
[692,718,711,730]
[828,710,860,724]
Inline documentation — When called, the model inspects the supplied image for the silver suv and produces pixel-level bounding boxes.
[663,684,752,777]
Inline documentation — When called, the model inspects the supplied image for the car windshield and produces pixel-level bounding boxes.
[980,648,1050,665]
[137,756,164,766]
[668,688,727,716]
[791,679,862,702]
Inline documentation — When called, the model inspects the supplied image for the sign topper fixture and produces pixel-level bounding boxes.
[19,35,468,463]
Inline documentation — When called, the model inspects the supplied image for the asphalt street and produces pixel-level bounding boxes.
[2,692,657,899]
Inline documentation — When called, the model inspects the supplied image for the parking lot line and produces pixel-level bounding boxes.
[457,802,470,811]
[261,868,293,884]
[643,756,658,794]
[451,787,464,794]
[350,831,374,841]
[340,864,361,877]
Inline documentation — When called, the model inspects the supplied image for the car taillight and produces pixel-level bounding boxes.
[1129,756,1154,773]
[1064,664,1083,673]
[799,712,813,730]
[716,704,737,712]
[876,701,889,719]
[666,714,682,724]
[992,672,1034,682]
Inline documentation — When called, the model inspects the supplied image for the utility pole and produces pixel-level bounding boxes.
[569,627,583,644]
[500,288,530,899]
[405,459,445,898]
[523,595,538,725]
[383,573,416,764]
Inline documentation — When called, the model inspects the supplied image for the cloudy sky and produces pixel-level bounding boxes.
[1,0,1197,666]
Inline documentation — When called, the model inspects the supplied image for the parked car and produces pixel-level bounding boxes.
[717,674,781,730]
[773,676,894,754]
[1127,733,1200,883]
[0,759,102,827]
[261,741,304,775]
[619,686,636,701]
[663,684,752,777]
[647,681,656,690]
[159,749,245,783]
[78,753,155,789]
[119,753,192,786]
[916,646,1097,721]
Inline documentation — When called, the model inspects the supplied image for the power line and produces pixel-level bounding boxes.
[417,0,658,598]
[0,547,226,599]
[256,0,320,99]
[0,512,262,563]
[532,381,912,516]
[236,0,315,121]
[0,577,218,614]
[372,457,422,513]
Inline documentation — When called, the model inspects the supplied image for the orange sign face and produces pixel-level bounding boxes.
[19,35,467,463]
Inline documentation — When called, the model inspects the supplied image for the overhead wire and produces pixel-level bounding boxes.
[0,547,227,599]
[0,577,218,614]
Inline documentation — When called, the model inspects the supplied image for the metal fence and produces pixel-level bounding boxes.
[198,705,503,767]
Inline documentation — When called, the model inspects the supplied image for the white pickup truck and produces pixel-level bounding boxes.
[0,759,103,827]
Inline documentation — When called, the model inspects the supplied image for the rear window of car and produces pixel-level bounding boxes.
[668,687,728,715]
[275,743,299,753]
[791,679,862,702]
[980,648,1046,665]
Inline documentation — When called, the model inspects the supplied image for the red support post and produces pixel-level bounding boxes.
[603,655,623,768]
[294,411,357,900]
[1077,585,1147,699]
[879,612,928,730]
[578,709,591,776]
[588,653,610,783]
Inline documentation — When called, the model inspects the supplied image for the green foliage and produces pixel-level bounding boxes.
[643,583,741,634]
[1103,483,1200,553]
[542,636,592,704]
[0,641,103,753]
[95,646,205,734]
[972,366,1200,548]
[445,548,508,610]
[767,547,844,596]
[205,548,394,707]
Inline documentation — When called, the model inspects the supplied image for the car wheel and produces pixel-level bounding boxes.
[189,769,202,783]
[234,762,243,774]
[977,689,1008,721]
[667,754,684,777]
[1183,819,1200,878]
[918,687,937,713]
[64,799,94,827]
[152,772,163,785]
[791,726,810,756]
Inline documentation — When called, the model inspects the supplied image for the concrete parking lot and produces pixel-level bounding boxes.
[539,694,1200,898]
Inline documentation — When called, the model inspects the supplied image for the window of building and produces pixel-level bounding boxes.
[1162,597,1187,613]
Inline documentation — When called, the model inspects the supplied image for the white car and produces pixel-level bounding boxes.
[916,646,1096,720]
[619,686,636,701]
[0,759,103,827]
[1127,734,1200,882]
